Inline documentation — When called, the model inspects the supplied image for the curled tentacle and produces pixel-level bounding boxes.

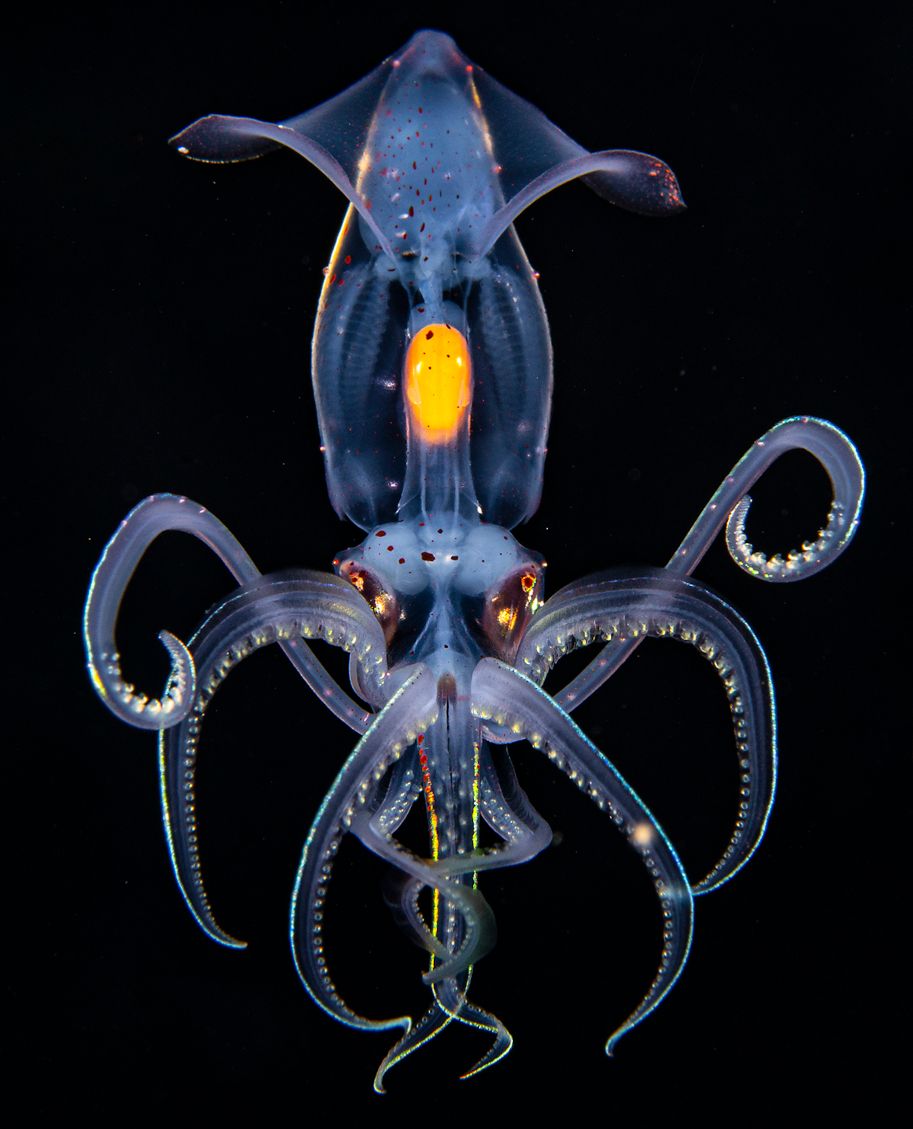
[84,496,203,728]
[518,569,775,893]
[471,657,694,1054]
[365,746,541,1088]
[351,812,498,985]
[290,668,439,1033]
[550,417,863,713]
[385,873,450,961]
[85,494,374,733]
[380,744,553,961]
[716,417,863,581]
[159,570,390,947]
[677,416,864,581]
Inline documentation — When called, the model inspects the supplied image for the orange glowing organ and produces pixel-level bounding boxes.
[405,324,472,444]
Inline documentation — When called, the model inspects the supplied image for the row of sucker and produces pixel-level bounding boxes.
[470,657,694,1054]
[515,571,775,893]
[726,495,849,581]
[292,669,441,1033]
[679,416,864,586]
[530,617,756,887]
[159,573,391,949]
[96,629,195,727]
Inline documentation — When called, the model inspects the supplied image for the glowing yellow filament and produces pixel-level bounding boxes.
[417,739,441,953]
[405,324,472,444]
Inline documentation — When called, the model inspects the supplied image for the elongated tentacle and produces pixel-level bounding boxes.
[381,797,551,962]
[471,657,694,1053]
[359,746,544,1089]
[453,1006,513,1082]
[84,494,374,732]
[373,761,450,958]
[517,569,775,893]
[289,670,503,1064]
[378,744,552,961]
[351,813,498,984]
[371,1000,457,1094]
[290,669,440,1033]
[441,752,545,1082]
[553,417,863,712]
[434,976,513,1084]
[159,570,389,947]
[366,747,546,1088]
[370,973,513,1093]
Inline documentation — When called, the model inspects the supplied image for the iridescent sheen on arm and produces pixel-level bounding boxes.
[552,417,864,714]
[84,493,372,732]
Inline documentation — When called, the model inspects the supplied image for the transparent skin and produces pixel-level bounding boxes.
[84,30,864,1091]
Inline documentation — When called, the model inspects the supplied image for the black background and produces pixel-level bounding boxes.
[13,1,907,1116]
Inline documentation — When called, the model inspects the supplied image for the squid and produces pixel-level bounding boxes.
[84,30,864,1090]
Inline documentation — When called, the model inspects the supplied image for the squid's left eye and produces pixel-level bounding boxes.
[481,565,543,662]
[336,560,400,644]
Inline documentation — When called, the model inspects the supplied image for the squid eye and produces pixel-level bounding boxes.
[482,565,543,662]
[337,561,400,644]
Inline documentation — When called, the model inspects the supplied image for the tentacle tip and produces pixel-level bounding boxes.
[459,1035,514,1081]
[209,928,249,950]
[158,628,193,670]
[605,1021,635,1057]
[157,628,197,722]
[371,1017,413,1095]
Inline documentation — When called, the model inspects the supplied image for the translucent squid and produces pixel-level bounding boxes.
[83,30,864,1090]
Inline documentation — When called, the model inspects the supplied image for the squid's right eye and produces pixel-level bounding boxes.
[481,564,544,662]
[336,561,401,644]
